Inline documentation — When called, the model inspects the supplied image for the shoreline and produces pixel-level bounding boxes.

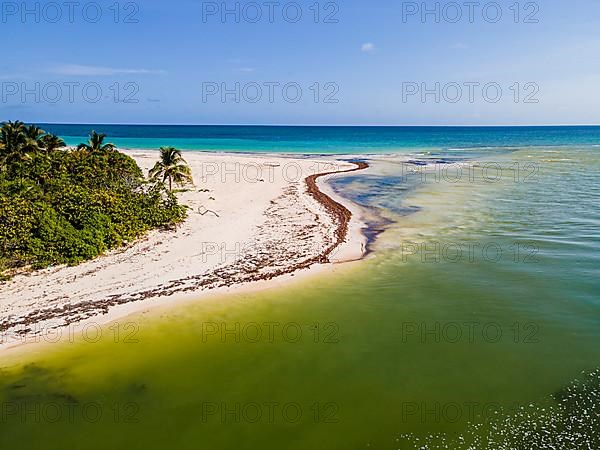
[0,151,369,351]
[305,162,369,262]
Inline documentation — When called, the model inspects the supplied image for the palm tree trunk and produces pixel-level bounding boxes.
[169,177,172,191]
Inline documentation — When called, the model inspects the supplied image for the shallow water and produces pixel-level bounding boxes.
[0,145,598,449]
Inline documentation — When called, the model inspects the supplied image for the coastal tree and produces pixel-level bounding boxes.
[0,121,27,151]
[24,124,46,151]
[1,122,68,169]
[40,134,67,153]
[77,131,116,153]
[0,121,29,167]
[0,122,187,278]
[149,146,194,191]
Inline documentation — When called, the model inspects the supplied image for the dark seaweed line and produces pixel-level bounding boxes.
[1,161,369,336]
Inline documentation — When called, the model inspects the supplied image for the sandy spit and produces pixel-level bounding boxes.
[0,151,368,350]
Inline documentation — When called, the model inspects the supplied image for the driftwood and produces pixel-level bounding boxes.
[198,206,220,217]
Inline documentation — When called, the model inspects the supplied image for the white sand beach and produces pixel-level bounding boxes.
[0,151,368,349]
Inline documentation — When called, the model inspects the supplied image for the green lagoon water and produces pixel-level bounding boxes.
[0,144,599,449]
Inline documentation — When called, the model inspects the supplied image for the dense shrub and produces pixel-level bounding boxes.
[0,124,186,277]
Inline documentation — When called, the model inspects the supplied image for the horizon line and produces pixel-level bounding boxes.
[28,122,600,128]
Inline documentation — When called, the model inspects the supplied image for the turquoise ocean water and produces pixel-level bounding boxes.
[40,124,600,155]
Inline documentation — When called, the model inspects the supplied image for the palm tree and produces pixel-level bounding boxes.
[149,146,193,191]
[24,124,45,143]
[20,124,47,157]
[40,134,66,153]
[0,121,29,166]
[77,131,116,153]
[0,121,27,153]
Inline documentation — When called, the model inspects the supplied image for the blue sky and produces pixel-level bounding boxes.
[2,0,600,125]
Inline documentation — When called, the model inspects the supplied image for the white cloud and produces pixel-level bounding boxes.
[361,43,376,53]
[49,64,166,76]
[238,67,255,73]
[451,43,468,50]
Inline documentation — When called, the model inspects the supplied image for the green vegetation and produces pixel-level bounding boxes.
[0,121,188,278]
[76,131,116,153]
[149,146,194,191]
